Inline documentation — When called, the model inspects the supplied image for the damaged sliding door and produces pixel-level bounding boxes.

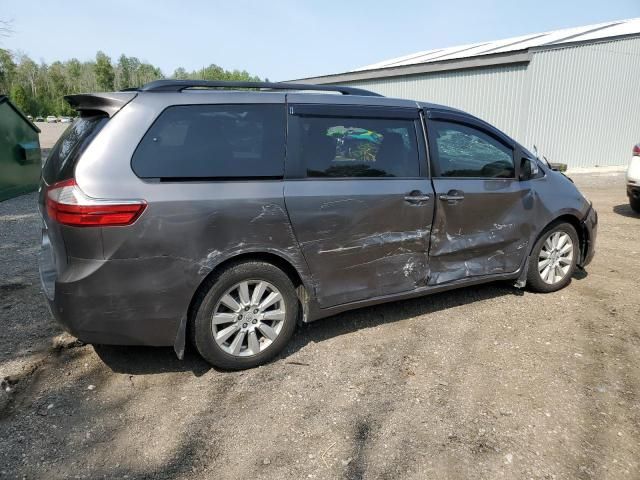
[284,104,434,308]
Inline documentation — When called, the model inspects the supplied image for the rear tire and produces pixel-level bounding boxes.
[630,197,640,214]
[527,222,579,293]
[192,261,298,370]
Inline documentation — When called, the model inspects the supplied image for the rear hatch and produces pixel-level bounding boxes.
[38,92,136,299]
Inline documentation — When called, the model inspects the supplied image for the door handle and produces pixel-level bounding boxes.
[404,192,430,204]
[439,190,465,202]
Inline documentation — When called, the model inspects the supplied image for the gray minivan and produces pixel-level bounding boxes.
[39,80,597,369]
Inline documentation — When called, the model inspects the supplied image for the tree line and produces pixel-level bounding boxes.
[0,50,261,116]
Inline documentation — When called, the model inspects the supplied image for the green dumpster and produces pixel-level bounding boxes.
[0,95,42,201]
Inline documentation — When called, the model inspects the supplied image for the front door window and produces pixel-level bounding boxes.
[431,121,515,179]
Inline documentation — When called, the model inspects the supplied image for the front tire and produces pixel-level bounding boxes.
[527,222,579,293]
[192,261,298,370]
[630,197,640,214]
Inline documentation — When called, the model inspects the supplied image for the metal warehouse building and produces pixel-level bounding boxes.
[296,18,640,169]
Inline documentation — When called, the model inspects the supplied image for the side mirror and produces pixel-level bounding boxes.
[520,157,539,181]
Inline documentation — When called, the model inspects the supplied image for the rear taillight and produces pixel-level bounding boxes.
[633,144,640,156]
[46,179,146,227]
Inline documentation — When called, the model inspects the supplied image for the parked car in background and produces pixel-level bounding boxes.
[39,80,598,370]
[627,144,640,213]
[35,116,44,122]
[27,115,34,121]
[45,115,57,123]
[59,116,72,123]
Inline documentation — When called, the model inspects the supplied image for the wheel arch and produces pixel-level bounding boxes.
[530,213,587,263]
[178,251,311,358]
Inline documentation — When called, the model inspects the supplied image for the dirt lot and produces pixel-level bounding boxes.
[0,171,638,480]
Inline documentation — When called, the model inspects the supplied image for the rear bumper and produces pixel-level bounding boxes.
[47,289,180,346]
[40,254,201,346]
[579,205,598,267]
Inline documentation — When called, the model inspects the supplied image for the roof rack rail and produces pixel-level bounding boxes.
[134,80,383,97]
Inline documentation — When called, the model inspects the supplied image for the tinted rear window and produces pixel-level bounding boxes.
[296,115,419,178]
[42,115,108,184]
[131,104,286,179]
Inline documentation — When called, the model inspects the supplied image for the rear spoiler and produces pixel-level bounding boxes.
[64,92,137,118]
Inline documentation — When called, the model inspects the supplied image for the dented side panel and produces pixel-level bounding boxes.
[284,179,434,308]
[428,178,534,285]
[58,180,312,345]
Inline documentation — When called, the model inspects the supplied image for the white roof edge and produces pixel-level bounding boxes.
[351,17,640,73]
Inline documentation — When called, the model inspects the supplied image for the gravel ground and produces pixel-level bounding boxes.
[0,172,639,480]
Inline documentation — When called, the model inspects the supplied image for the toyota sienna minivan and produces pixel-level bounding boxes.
[39,80,597,370]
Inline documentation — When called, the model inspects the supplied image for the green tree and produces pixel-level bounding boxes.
[16,55,39,97]
[66,58,82,92]
[172,67,188,79]
[94,51,114,91]
[115,54,129,90]
[0,48,16,93]
[0,49,260,114]
[9,84,27,112]
[176,64,261,83]
[48,61,76,115]
[136,62,163,85]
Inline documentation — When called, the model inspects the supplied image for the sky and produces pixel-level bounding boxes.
[2,0,640,81]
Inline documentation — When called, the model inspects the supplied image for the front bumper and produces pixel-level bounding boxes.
[579,205,598,267]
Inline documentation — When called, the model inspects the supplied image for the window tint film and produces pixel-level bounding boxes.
[132,104,285,179]
[42,115,108,184]
[431,121,514,178]
[297,116,419,178]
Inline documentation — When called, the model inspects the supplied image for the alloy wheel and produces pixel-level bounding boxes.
[538,231,574,285]
[211,280,286,357]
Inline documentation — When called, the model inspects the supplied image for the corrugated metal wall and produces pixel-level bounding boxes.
[340,37,640,168]
[522,38,640,168]
[341,65,530,140]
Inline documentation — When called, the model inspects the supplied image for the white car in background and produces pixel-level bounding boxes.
[59,116,72,123]
[627,144,640,213]
[45,115,57,123]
